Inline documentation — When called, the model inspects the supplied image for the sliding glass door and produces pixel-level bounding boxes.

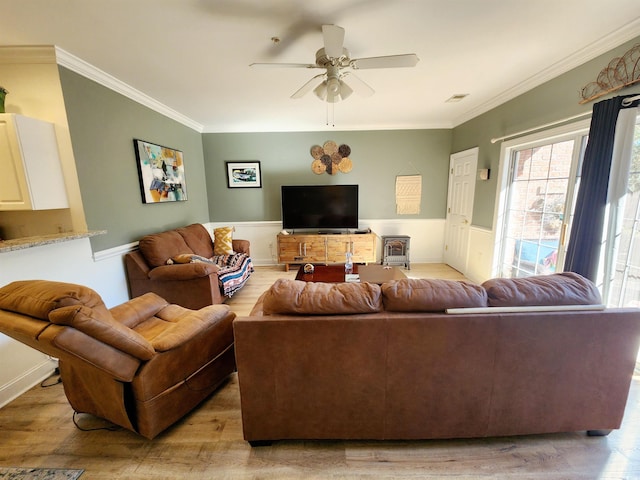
[497,113,640,308]
[607,113,640,307]
[497,128,588,278]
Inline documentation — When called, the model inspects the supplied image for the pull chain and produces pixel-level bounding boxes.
[325,102,336,127]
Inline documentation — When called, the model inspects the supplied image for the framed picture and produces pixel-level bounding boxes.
[133,139,188,203]
[226,161,262,188]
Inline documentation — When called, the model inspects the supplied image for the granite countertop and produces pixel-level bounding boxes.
[0,230,107,253]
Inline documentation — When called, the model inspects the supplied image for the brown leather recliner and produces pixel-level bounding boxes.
[0,279,236,439]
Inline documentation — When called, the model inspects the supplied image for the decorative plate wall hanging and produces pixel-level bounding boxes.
[309,141,352,174]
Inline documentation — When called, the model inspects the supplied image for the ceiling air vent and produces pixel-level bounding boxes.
[445,94,469,103]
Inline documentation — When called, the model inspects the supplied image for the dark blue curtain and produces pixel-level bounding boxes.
[563,96,628,280]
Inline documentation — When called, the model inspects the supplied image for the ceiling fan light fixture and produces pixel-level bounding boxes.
[327,77,340,95]
[314,81,328,101]
[314,78,353,103]
[327,92,340,103]
[339,80,353,100]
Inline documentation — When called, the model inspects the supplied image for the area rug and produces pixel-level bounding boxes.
[0,468,83,479]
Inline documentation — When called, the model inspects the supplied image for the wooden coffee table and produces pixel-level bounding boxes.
[295,264,406,284]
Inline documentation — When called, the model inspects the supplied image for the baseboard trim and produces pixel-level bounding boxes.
[0,358,58,408]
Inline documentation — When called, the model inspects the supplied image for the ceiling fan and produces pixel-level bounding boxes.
[250,24,419,103]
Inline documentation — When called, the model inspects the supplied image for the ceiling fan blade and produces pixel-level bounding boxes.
[291,74,325,99]
[250,62,318,69]
[322,24,345,58]
[342,72,375,97]
[350,53,419,69]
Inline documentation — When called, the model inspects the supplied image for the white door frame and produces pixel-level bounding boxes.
[444,147,478,275]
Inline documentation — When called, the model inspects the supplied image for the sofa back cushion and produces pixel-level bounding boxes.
[176,224,215,258]
[482,272,602,307]
[382,278,488,312]
[262,279,383,315]
[139,230,194,268]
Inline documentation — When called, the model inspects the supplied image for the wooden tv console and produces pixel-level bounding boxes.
[277,232,377,272]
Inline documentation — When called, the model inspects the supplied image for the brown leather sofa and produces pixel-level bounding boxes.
[0,279,236,439]
[124,223,251,309]
[234,273,640,445]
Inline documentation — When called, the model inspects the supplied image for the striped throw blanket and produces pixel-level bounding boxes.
[213,253,254,297]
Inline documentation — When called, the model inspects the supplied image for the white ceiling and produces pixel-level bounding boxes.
[2,0,640,133]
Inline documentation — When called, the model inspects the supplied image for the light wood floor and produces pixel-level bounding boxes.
[2,264,640,479]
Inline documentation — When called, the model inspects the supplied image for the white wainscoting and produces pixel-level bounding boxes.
[465,226,495,283]
[208,218,447,265]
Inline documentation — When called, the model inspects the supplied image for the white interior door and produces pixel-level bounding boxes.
[444,147,478,273]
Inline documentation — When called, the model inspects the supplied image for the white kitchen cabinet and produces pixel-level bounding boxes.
[0,114,68,210]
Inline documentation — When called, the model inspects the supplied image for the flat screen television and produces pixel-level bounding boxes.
[281,185,358,231]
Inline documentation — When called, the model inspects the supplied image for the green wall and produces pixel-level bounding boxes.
[203,129,452,222]
[452,35,640,229]
[59,67,210,251]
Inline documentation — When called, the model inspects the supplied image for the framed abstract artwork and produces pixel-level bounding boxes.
[133,139,188,203]
[225,161,262,188]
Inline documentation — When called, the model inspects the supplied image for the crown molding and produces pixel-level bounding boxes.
[453,18,640,127]
[54,47,204,132]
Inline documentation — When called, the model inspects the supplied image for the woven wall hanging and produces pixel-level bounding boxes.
[395,174,422,214]
[310,140,352,175]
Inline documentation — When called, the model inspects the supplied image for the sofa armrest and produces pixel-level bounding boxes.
[233,239,250,255]
[110,292,170,328]
[125,250,151,276]
[52,327,141,382]
[148,263,220,281]
[150,304,234,351]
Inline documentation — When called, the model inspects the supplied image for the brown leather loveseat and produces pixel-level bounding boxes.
[234,272,640,445]
[0,279,236,439]
[124,223,252,309]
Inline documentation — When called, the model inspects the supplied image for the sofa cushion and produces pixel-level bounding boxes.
[262,279,382,315]
[382,278,488,312]
[139,230,193,268]
[482,272,602,307]
[213,226,235,255]
[150,304,232,352]
[0,280,108,320]
[177,224,215,258]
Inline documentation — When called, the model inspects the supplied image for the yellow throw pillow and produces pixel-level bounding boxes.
[213,227,234,255]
